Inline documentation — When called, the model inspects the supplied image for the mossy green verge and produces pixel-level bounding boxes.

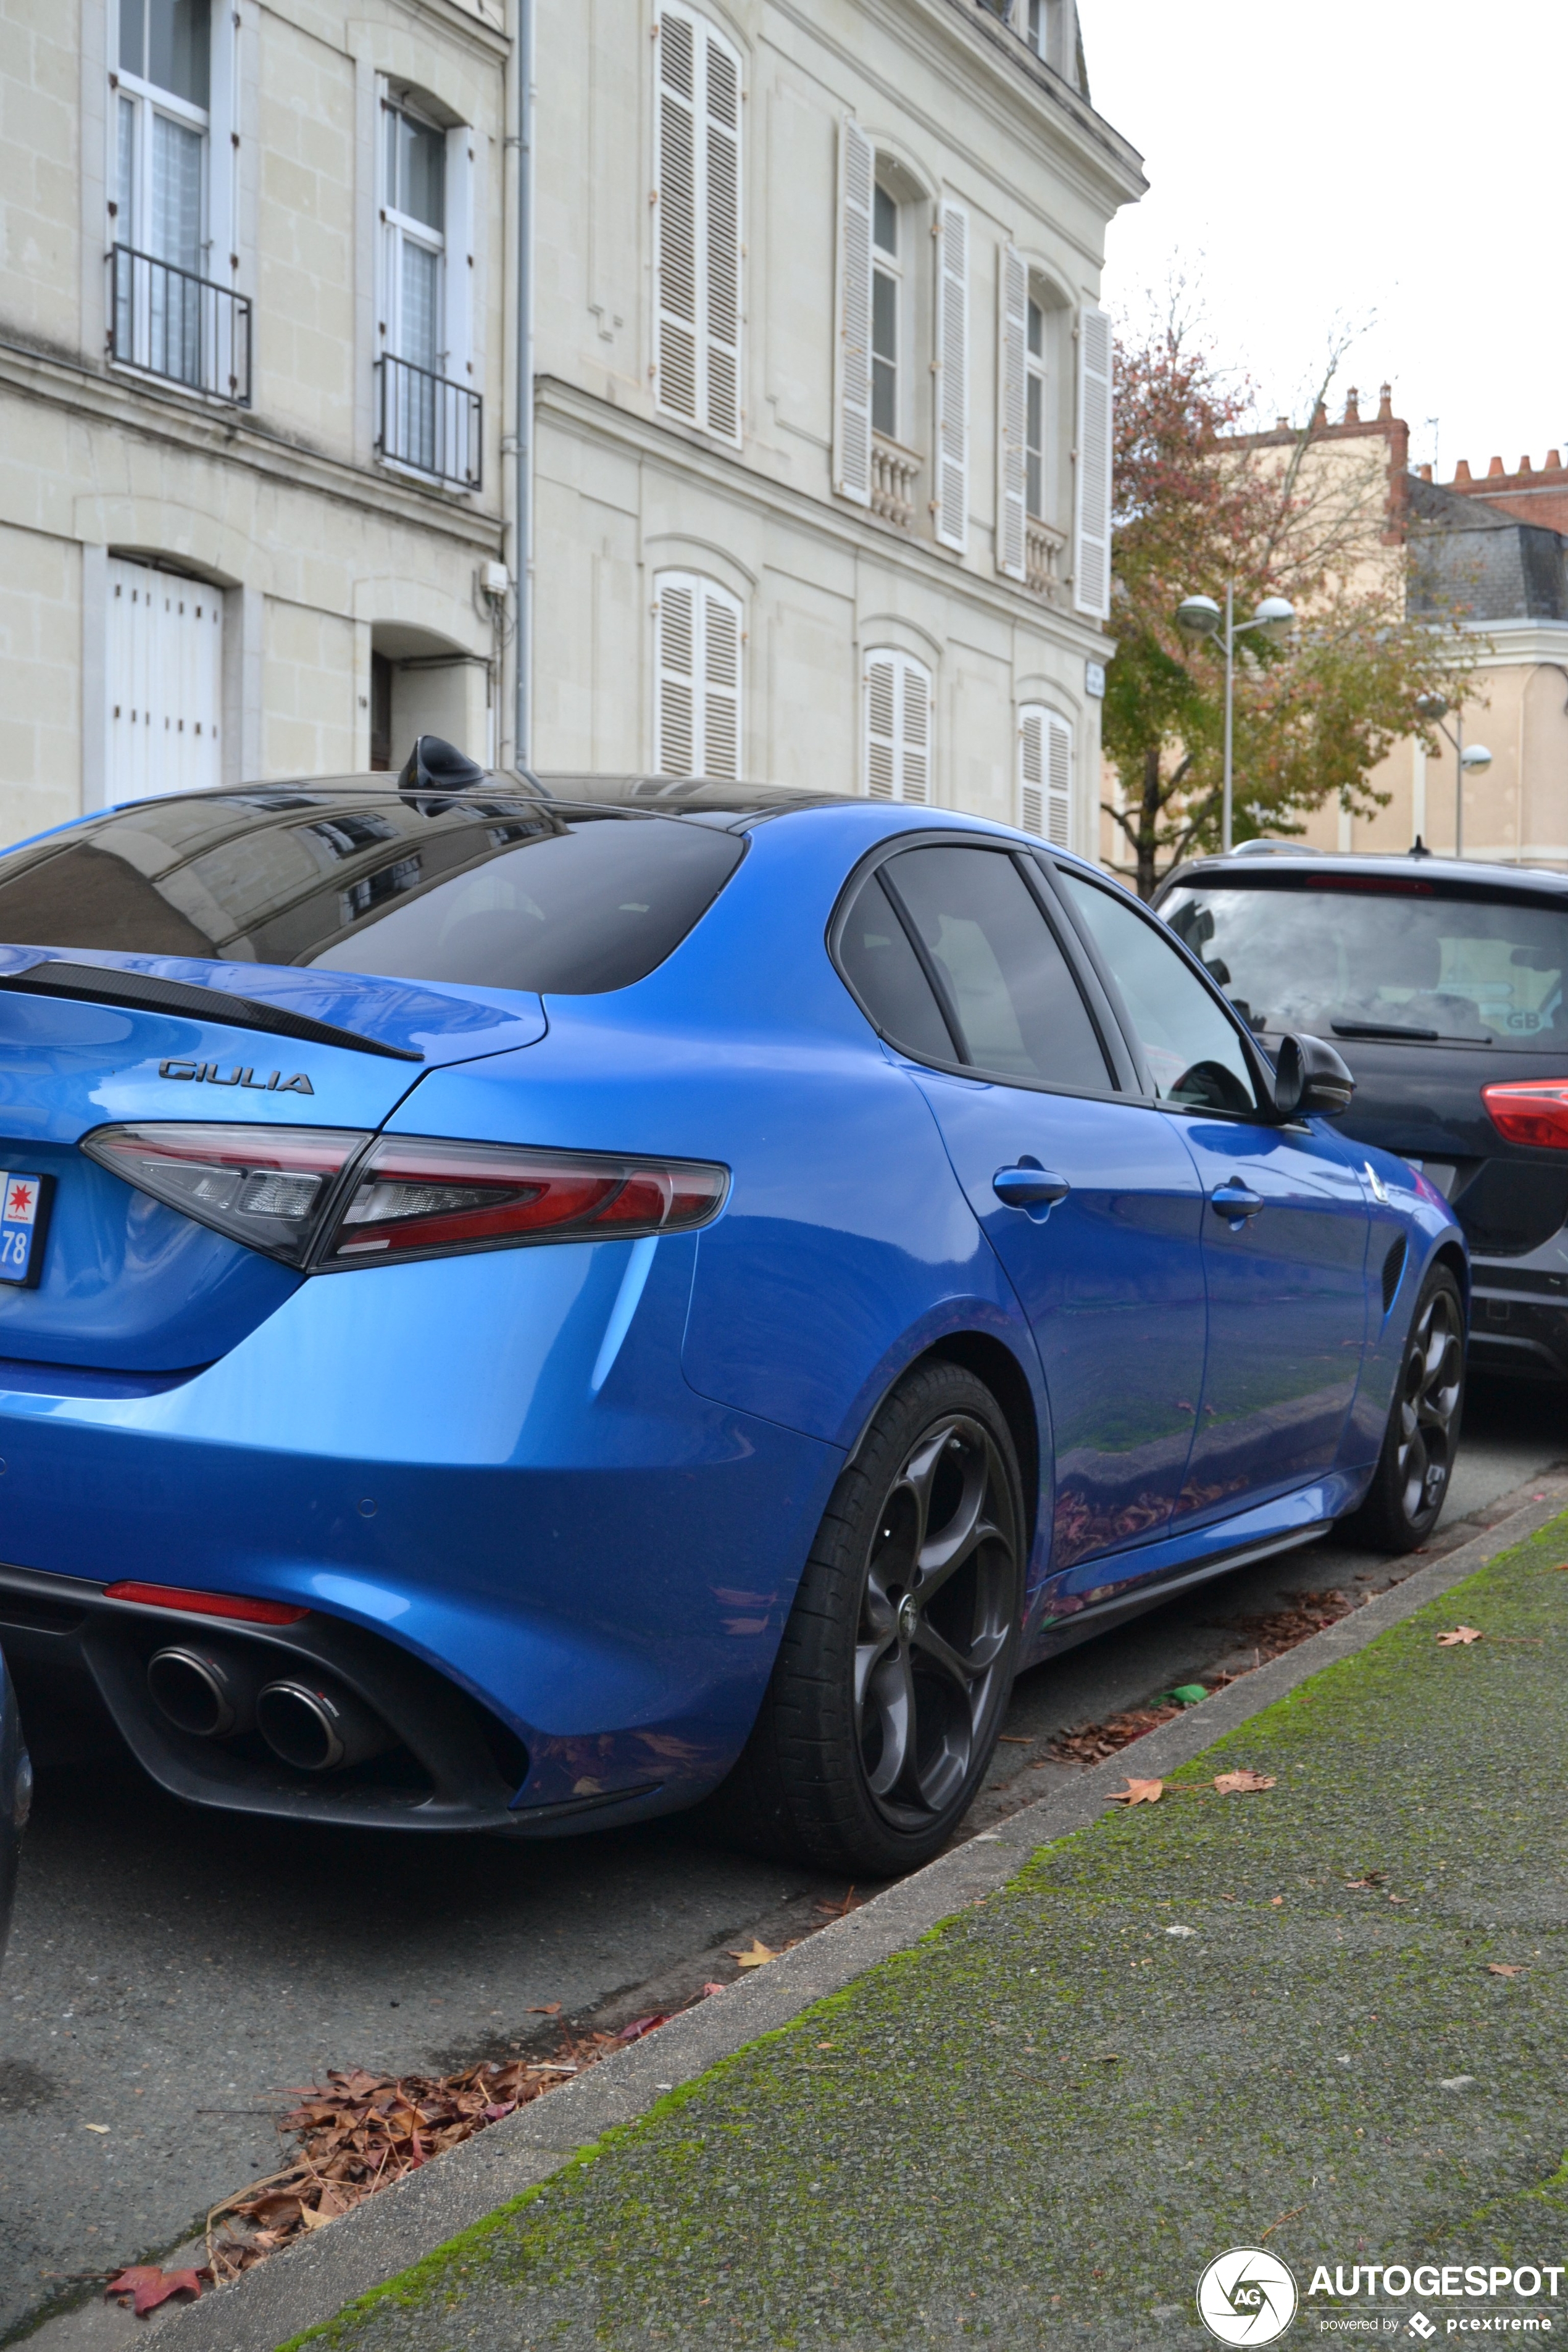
[288,1518,1568,2350]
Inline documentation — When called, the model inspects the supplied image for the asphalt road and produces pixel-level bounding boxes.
[1,1377,1564,2346]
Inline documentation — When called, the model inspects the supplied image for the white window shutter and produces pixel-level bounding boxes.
[933,202,969,552]
[654,9,700,425]
[443,127,475,480]
[654,4,742,444]
[996,244,1028,582]
[654,572,743,776]
[834,115,874,507]
[701,32,741,443]
[107,559,222,805]
[864,650,933,803]
[1074,302,1113,619]
[1019,703,1072,845]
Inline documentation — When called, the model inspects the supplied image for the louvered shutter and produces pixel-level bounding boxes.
[996,244,1028,582]
[654,572,743,776]
[444,126,476,479]
[107,558,222,804]
[834,116,874,507]
[1018,704,1072,846]
[654,4,741,444]
[1074,302,1113,618]
[933,202,969,551]
[864,651,933,803]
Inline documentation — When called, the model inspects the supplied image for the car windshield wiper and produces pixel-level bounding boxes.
[1330,1019,1488,1045]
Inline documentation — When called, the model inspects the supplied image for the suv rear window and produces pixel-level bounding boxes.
[1162,878,1568,1050]
[0,794,744,994]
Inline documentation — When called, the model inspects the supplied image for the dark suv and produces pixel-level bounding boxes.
[1155,847,1568,1382]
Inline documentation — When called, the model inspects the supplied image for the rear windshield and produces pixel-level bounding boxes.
[1162,879,1568,1051]
[0,794,743,993]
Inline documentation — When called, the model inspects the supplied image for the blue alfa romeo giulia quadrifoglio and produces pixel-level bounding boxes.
[0,744,1466,1874]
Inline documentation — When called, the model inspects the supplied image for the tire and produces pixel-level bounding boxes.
[1345,1263,1466,1554]
[707,1362,1026,1875]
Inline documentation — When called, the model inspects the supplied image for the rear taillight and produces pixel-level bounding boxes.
[80,1123,369,1264]
[81,1122,728,1269]
[1482,1082,1568,1151]
[104,1580,309,1625]
[319,1136,728,1266]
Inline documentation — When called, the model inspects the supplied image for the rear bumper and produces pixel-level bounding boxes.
[0,1236,842,1833]
[1467,1275,1568,1381]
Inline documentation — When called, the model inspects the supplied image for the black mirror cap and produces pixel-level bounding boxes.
[1272,1031,1355,1119]
[398,735,489,806]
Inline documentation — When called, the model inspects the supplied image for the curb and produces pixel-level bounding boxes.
[162,1490,1568,2352]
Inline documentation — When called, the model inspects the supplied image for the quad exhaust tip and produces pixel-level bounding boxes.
[147,1646,394,1772]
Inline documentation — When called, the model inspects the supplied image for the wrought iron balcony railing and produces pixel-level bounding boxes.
[376,354,482,491]
[108,244,251,403]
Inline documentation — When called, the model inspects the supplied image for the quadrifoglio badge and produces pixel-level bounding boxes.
[1198,2253,1566,2341]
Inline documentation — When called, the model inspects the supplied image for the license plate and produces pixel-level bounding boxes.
[0,1172,52,1288]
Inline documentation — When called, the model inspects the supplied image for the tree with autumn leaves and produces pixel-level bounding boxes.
[1101,314,1478,898]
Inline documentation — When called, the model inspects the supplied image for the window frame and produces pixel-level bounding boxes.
[862,647,932,805]
[380,96,447,374]
[651,569,744,780]
[1040,857,1285,1122]
[826,832,1131,1101]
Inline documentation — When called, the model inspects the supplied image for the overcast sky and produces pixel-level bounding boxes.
[1085,0,1563,482]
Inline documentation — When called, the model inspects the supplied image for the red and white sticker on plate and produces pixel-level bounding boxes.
[0,1172,52,1288]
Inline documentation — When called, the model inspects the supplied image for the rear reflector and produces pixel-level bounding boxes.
[81,1123,369,1266]
[320,1136,728,1266]
[104,1580,310,1625]
[1482,1081,1568,1151]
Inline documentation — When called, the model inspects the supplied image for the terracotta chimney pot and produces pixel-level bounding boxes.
[1343,388,1361,424]
[1454,459,1472,483]
[1377,383,1394,421]
[1311,400,1328,429]
[1548,449,1564,472]
[1419,464,1433,482]
[1275,415,1289,431]
[1487,456,1505,476]
[1518,454,1533,475]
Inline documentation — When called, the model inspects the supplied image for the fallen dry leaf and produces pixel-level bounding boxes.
[1212,1770,1277,1795]
[83,2123,111,2135]
[526,2002,562,2016]
[727,1938,780,1969]
[1436,1626,1484,1647]
[1211,1589,1354,1661]
[1487,1962,1526,1979]
[1107,1776,1164,1806]
[1049,1706,1184,1765]
[1269,1895,1285,1907]
[1345,1871,1387,1890]
[105,2266,207,2316]
[812,1887,861,1919]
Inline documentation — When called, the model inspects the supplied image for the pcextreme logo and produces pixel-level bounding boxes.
[1198,2250,1300,2345]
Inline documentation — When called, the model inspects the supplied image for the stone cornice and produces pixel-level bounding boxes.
[0,335,503,554]
[537,375,1112,662]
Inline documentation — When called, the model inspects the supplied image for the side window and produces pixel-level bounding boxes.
[837,872,958,1065]
[880,846,1111,1090]
[1056,870,1258,1114]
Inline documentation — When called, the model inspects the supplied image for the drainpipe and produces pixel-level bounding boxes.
[505,0,536,772]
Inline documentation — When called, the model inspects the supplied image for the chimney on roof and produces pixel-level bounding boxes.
[1487,456,1504,477]
[1312,399,1328,429]
[1343,388,1361,424]
[1377,383,1393,421]
[1454,459,1472,483]
[1518,454,1533,475]
[1419,464,1433,482]
[1275,415,1289,431]
[1549,449,1564,472]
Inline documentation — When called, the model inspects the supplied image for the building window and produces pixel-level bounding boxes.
[106,556,223,804]
[872,181,899,441]
[864,651,932,804]
[109,0,249,399]
[653,4,742,444]
[1026,296,1047,519]
[653,573,742,779]
[1018,704,1071,846]
[375,96,479,487]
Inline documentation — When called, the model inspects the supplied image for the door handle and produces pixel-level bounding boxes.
[1209,1180,1264,1227]
[993,1165,1071,1213]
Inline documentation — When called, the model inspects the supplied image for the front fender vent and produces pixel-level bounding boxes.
[1382,1235,1407,1319]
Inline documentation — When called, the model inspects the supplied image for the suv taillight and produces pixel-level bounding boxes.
[1482,1082,1568,1150]
[82,1123,728,1267]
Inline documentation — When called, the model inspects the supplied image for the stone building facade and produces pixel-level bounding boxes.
[0,0,1143,854]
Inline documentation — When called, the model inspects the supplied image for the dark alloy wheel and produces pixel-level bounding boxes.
[706,1362,1025,1874]
[1348,1264,1466,1554]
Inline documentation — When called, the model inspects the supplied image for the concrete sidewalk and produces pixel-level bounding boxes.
[238,1509,1568,2351]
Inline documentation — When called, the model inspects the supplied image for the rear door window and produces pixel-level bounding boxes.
[1057,869,1259,1114]
[869,844,1113,1091]
[1161,878,1568,1050]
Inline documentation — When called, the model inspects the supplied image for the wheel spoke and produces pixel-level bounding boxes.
[862,1649,914,1797]
[909,1613,983,1692]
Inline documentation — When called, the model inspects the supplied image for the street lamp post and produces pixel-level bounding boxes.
[1414,693,1491,859]
[1175,585,1296,853]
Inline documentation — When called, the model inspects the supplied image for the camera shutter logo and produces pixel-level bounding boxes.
[1197,2249,1299,2345]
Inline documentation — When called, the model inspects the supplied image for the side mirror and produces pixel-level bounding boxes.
[1272,1031,1355,1120]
